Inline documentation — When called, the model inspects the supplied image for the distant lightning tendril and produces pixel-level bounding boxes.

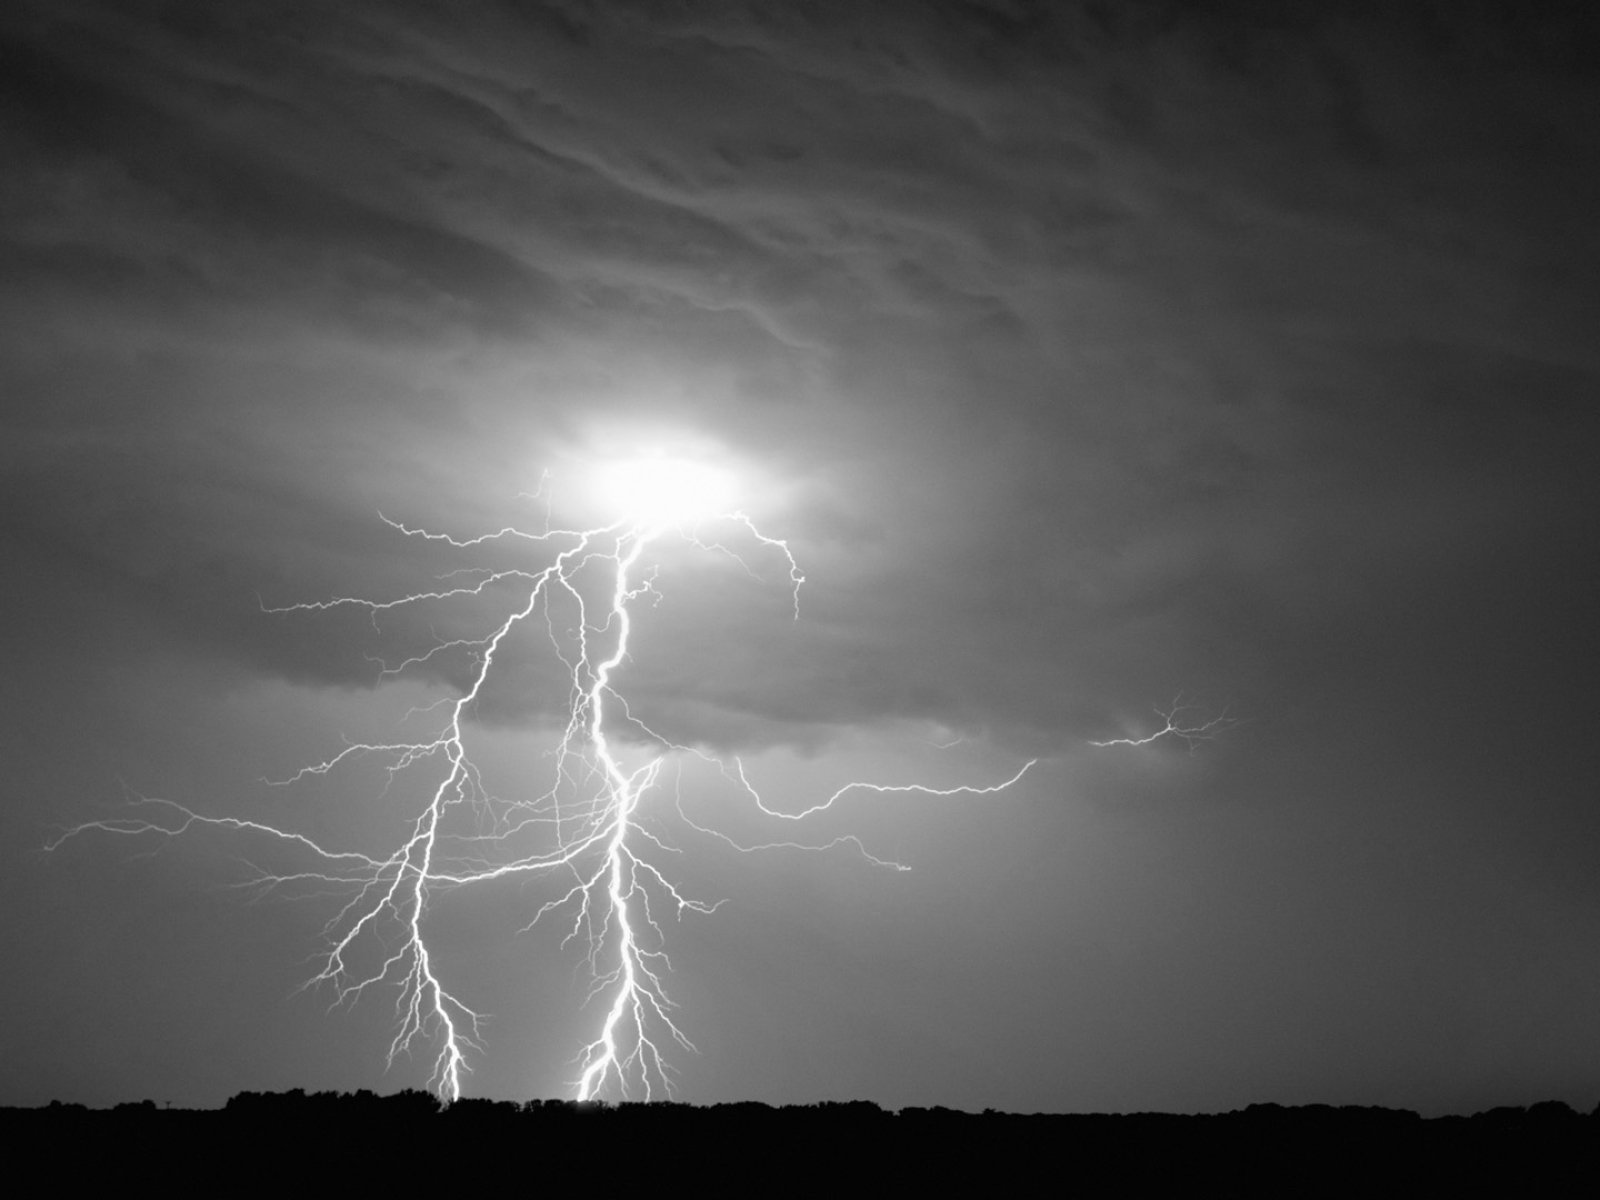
[1088,697,1240,751]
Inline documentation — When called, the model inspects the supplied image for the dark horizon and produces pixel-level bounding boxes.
[9,1088,1598,1195]
[3,1,1597,1116]
[16,1085,1600,1119]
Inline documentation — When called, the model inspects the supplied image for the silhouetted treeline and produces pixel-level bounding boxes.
[10,1092,1595,1193]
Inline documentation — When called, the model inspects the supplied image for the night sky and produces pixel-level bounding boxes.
[4,1,1598,1115]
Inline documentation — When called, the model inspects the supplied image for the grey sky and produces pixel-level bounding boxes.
[3,0,1597,1113]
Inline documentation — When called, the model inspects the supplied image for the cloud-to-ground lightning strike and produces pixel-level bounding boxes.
[47,468,1033,1103]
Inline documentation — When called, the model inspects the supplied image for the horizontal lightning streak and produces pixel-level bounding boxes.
[1089,698,1240,750]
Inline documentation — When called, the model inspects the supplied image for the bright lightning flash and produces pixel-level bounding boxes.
[594,456,736,533]
[48,458,1033,1104]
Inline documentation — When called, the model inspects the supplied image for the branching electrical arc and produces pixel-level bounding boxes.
[46,474,1045,1103]
[1087,698,1240,751]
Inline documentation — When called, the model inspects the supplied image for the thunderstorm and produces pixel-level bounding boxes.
[48,460,1037,1102]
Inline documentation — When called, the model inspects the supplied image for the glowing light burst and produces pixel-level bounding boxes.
[594,456,736,532]
[48,463,1036,1103]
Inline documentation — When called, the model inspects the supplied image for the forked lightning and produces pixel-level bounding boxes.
[49,487,1035,1102]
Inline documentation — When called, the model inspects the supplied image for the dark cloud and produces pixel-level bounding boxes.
[3,0,1598,1111]
[4,0,1596,752]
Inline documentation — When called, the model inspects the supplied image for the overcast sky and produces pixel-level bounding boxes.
[4,0,1598,1114]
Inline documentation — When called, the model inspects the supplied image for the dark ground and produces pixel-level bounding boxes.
[12,1091,1595,1192]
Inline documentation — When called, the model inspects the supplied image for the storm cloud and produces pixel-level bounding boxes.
[4,1,1598,1113]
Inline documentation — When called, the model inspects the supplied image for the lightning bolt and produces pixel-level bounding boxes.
[47,499,1031,1103]
[1089,697,1240,751]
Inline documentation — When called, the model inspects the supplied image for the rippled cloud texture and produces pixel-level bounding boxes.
[4,1,1597,1114]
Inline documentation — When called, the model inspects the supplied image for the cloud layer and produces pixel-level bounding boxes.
[4,1,1598,1112]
